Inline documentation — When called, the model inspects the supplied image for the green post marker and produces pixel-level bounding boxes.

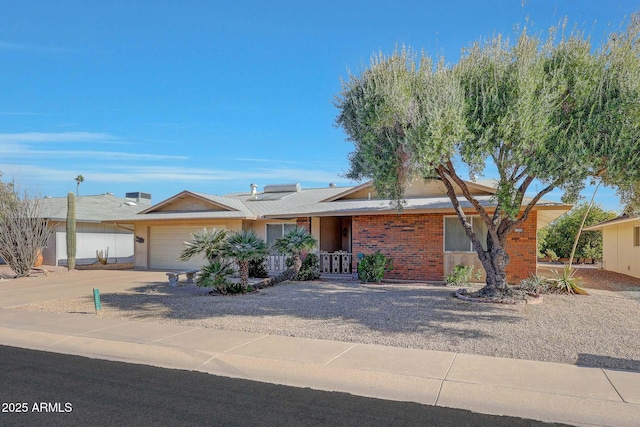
[93,288,101,313]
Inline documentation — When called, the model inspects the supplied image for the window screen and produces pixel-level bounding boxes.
[266,224,298,249]
[445,217,471,251]
[445,216,488,252]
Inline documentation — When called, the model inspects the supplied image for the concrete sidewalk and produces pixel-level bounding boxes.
[1,270,639,426]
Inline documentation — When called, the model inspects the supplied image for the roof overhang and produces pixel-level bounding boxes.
[535,204,573,229]
[266,202,572,230]
[584,215,639,231]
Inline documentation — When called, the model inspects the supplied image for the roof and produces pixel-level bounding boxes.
[583,215,640,231]
[112,180,571,228]
[39,194,147,223]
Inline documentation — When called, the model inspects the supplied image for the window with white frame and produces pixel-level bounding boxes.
[634,226,640,247]
[444,216,488,252]
[266,223,298,250]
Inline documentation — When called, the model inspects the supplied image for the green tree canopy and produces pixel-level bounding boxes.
[538,203,617,261]
[335,15,640,296]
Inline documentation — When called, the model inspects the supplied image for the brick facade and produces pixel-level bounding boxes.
[504,210,538,283]
[296,217,311,233]
[352,214,444,281]
[351,211,538,283]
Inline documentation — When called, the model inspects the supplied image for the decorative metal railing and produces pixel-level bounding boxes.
[265,251,353,276]
[319,251,352,275]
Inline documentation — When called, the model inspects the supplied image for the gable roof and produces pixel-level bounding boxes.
[112,179,571,228]
[39,194,146,223]
[111,190,257,222]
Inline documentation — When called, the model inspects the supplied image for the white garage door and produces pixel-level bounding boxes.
[149,227,209,270]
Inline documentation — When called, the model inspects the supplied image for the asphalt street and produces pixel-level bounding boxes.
[0,345,571,427]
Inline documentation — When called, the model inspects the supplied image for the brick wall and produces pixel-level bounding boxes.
[504,210,538,283]
[352,214,444,281]
[296,217,311,233]
[351,211,538,283]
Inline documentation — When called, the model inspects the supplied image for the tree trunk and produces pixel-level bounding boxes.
[238,261,249,292]
[292,254,302,273]
[254,254,303,289]
[476,246,510,297]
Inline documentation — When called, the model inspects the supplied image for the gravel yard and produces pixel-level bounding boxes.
[6,265,640,372]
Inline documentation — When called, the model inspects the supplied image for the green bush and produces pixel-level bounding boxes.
[445,264,478,286]
[295,253,321,281]
[357,251,393,283]
[545,249,559,262]
[197,261,250,294]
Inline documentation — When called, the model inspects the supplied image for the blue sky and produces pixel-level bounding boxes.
[0,0,636,212]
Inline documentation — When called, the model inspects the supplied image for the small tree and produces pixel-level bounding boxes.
[0,176,53,277]
[273,227,317,274]
[179,228,229,264]
[74,175,84,196]
[335,15,640,297]
[224,229,269,292]
[257,227,318,287]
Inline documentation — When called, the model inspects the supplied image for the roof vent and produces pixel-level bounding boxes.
[250,183,258,195]
[263,183,301,193]
[329,183,336,188]
[125,191,152,205]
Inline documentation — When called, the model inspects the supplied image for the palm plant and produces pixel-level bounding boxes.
[179,228,229,264]
[197,260,235,294]
[74,175,84,196]
[224,229,268,292]
[273,227,317,273]
[256,227,318,286]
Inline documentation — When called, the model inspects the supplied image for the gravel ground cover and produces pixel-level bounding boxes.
[6,265,640,372]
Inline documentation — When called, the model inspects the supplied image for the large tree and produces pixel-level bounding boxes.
[335,15,640,296]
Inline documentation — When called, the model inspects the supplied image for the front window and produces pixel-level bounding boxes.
[634,226,640,247]
[444,216,488,252]
[266,223,297,250]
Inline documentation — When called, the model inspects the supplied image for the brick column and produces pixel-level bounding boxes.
[296,217,311,233]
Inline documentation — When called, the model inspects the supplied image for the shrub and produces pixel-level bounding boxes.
[295,253,321,281]
[517,274,551,294]
[249,257,269,278]
[548,265,588,295]
[445,264,480,286]
[357,251,393,283]
[545,249,559,262]
[197,261,249,295]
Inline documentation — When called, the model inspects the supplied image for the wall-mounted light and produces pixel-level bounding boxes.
[135,236,145,244]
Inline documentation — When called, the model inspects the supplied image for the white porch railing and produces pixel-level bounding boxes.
[265,251,353,276]
[266,254,287,274]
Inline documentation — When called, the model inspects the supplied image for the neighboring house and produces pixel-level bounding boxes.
[111,180,570,283]
[584,215,640,279]
[39,192,150,266]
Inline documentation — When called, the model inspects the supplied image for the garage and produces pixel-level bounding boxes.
[149,226,209,270]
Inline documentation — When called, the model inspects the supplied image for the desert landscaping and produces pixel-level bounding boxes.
[3,264,639,372]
